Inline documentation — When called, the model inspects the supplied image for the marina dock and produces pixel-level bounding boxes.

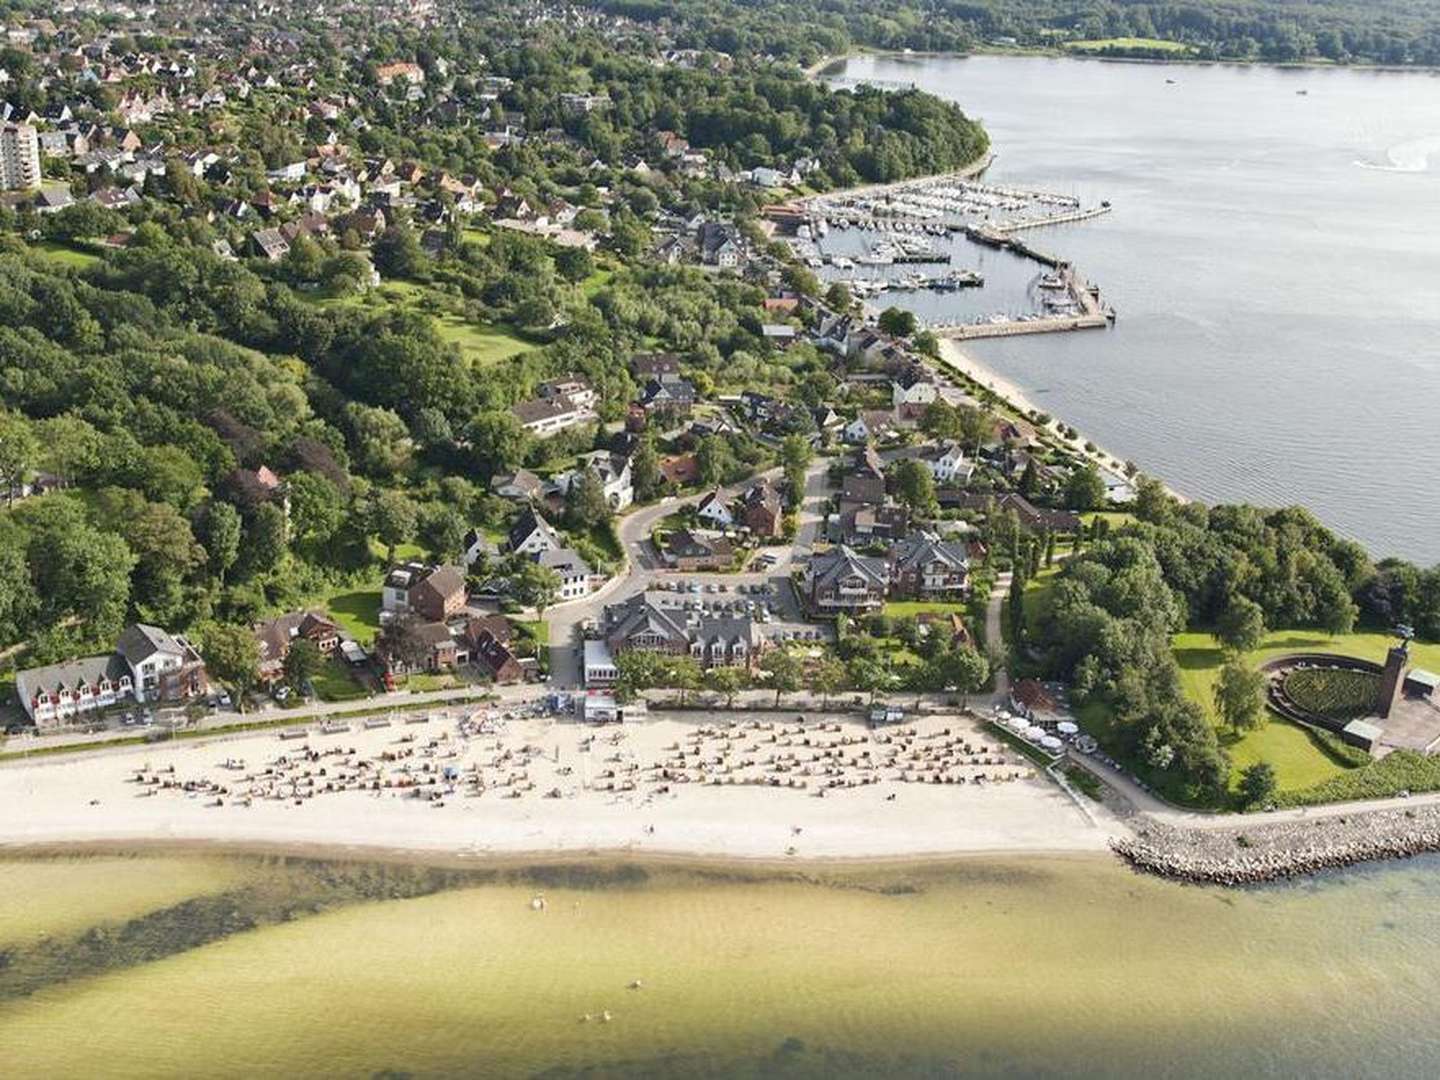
[930,266,1112,341]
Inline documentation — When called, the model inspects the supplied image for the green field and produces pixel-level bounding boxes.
[882,601,969,619]
[1067,37,1193,53]
[30,241,102,269]
[326,589,382,646]
[1174,629,1440,795]
[432,314,535,367]
[310,658,369,703]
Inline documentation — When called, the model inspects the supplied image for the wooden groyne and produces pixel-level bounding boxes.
[1114,806,1440,886]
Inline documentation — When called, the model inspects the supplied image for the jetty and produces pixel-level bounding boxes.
[930,264,1112,341]
[1114,805,1440,886]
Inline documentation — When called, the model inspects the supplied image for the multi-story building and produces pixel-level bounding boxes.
[802,546,890,616]
[15,624,208,728]
[0,122,41,190]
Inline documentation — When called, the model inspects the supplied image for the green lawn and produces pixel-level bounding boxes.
[1173,628,1440,795]
[310,658,369,703]
[580,267,616,298]
[1067,37,1193,53]
[367,538,426,564]
[327,589,382,646]
[883,600,969,619]
[31,240,102,269]
[432,314,535,367]
[517,620,549,646]
[405,672,462,692]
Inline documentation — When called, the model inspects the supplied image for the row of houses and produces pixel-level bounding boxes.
[584,592,768,686]
[15,624,208,728]
[802,536,972,617]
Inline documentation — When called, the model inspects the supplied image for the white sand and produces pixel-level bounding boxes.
[0,710,1123,862]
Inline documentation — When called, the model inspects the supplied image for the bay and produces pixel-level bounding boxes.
[5,851,1440,1076]
[832,54,1440,563]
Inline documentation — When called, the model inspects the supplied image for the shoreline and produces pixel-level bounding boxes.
[0,835,1112,875]
[807,45,1440,80]
[936,338,1188,502]
[0,709,1124,864]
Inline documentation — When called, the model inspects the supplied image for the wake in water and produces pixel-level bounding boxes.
[1354,134,1440,172]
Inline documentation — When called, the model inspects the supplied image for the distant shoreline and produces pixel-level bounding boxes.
[808,46,1440,79]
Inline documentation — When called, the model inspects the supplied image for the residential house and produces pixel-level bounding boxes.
[15,654,134,728]
[635,375,696,424]
[381,562,467,622]
[695,488,734,528]
[891,366,939,408]
[251,227,290,261]
[490,467,546,503]
[803,546,889,616]
[739,480,784,538]
[115,624,209,706]
[603,593,765,670]
[508,508,562,556]
[252,610,342,684]
[574,450,633,510]
[511,393,594,438]
[697,221,741,268]
[538,374,598,411]
[461,528,498,568]
[538,547,594,600]
[945,492,1081,533]
[661,529,735,571]
[888,535,971,599]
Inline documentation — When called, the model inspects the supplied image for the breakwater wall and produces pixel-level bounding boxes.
[1113,806,1440,885]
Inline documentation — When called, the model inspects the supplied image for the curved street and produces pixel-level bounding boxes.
[544,458,833,688]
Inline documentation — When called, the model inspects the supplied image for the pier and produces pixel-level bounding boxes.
[930,265,1112,341]
[991,204,1113,234]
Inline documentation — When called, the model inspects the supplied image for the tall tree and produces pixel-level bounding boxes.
[1213,658,1266,733]
[760,648,803,707]
[809,657,847,708]
[1216,594,1267,654]
[890,458,936,515]
[371,490,418,563]
[203,501,243,586]
[200,622,261,713]
[0,411,36,508]
[283,639,324,693]
[703,664,745,708]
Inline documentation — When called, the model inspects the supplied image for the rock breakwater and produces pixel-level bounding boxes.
[1113,805,1440,885]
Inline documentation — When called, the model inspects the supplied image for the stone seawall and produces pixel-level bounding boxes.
[1113,805,1440,885]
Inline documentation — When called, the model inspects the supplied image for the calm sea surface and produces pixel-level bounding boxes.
[833,54,1440,564]
[5,852,1440,1077]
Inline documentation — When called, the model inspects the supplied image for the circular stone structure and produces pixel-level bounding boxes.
[1260,653,1384,746]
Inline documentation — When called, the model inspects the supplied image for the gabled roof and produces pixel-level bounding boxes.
[116,623,187,666]
[508,508,561,552]
[809,546,888,590]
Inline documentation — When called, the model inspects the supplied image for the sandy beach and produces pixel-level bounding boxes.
[938,338,1187,501]
[0,709,1123,862]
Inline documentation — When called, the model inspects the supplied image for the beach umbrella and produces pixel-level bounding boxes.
[1026,725,1046,741]
[1041,736,1063,752]
[1057,721,1079,736]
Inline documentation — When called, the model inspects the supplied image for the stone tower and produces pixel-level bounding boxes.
[1378,643,1409,719]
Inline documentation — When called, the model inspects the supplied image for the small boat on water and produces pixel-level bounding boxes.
[1296,89,1309,96]
[1037,271,1067,290]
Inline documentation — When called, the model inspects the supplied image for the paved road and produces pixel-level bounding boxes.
[985,570,1011,700]
[546,460,834,688]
